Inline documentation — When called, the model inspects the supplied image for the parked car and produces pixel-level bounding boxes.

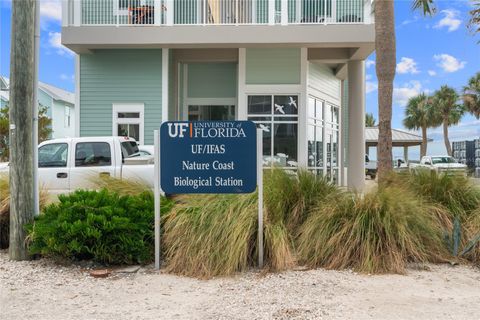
[409,156,467,175]
[136,145,154,157]
[0,137,154,194]
[365,154,377,180]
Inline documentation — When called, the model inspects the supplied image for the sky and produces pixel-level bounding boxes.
[0,0,479,159]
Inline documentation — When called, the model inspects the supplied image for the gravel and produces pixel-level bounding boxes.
[1,250,480,320]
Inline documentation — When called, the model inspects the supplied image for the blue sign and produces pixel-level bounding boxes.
[160,121,257,194]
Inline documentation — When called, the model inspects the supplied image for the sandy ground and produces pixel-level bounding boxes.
[1,252,480,320]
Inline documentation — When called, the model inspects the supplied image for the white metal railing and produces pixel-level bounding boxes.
[62,0,373,26]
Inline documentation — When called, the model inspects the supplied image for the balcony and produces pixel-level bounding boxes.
[63,0,373,26]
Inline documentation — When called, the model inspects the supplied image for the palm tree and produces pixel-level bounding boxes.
[375,0,435,182]
[463,72,480,119]
[403,93,440,157]
[365,113,377,127]
[468,0,480,35]
[431,86,465,156]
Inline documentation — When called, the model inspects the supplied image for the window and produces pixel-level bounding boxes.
[113,104,144,145]
[38,143,68,168]
[121,141,140,158]
[308,96,339,183]
[248,95,298,168]
[188,105,235,121]
[64,106,71,128]
[75,142,112,167]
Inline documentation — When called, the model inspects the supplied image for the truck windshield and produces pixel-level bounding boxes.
[431,157,455,164]
[121,141,139,158]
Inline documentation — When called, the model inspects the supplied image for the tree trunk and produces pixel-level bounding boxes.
[375,0,396,183]
[9,0,36,260]
[421,125,427,157]
[443,119,452,156]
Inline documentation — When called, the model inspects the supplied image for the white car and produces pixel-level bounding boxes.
[0,137,155,194]
[409,155,467,175]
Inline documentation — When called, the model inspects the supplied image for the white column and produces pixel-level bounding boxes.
[154,0,162,25]
[75,55,80,137]
[237,48,247,120]
[364,0,373,24]
[61,0,68,27]
[73,0,81,26]
[166,0,174,26]
[162,49,169,123]
[268,0,275,25]
[347,60,366,192]
[404,146,409,162]
[281,0,288,25]
[298,48,308,168]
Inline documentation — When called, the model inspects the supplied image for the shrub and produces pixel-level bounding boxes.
[0,174,49,249]
[27,189,173,265]
[296,186,450,274]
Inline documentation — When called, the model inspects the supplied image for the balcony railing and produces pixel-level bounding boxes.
[62,0,373,26]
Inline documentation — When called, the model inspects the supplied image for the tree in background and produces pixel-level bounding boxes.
[403,93,440,157]
[468,0,480,36]
[463,72,480,119]
[0,104,52,161]
[374,0,435,183]
[432,86,465,156]
[365,113,377,127]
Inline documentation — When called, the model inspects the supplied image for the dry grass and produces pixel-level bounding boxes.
[296,186,451,274]
[0,174,49,249]
[89,175,152,196]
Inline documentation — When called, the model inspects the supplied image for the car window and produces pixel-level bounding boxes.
[121,141,139,158]
[432,157,455,164]
[75,142,112,167]
[38,143,68,168]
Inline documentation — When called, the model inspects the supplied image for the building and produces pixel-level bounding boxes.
[0,76,76,139]
[365,127,432,162]
[452,140,476,169]
[61,0,374,190]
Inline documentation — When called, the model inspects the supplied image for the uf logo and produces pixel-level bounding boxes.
[167,123,189,138]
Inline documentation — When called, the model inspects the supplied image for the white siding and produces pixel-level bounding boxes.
[308,62,341,105]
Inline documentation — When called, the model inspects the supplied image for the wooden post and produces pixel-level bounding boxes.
[9,0,36,260]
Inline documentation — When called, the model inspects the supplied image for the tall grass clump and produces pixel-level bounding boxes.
[90,175,152,196]
[163,169,338,278]
[296,186,450,274]
[0,174,49,249]
[392,171,480,217]
[163,193,257,278]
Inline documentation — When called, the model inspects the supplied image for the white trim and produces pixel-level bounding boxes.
[112,103,145,145]
[75,55,80,137]
[162,48,169,123]
[185,98,236,105]
[238,48,247,120]
[244,84,302,94]
[298,47,308,168]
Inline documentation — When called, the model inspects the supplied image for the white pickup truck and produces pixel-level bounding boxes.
[0,137,154,194]
[409,155,467,175]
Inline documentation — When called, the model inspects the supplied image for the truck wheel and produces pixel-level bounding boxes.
[370,174,376,180]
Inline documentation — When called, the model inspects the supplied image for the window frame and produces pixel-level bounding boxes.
[74,142,112,168]
[112,103,145,145]
[247,94,299,169]
[38,143,69,168]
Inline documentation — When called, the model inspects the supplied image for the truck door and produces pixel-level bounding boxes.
[69,141,116,190]
[38,142,70,194]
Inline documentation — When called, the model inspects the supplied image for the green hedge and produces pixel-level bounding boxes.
[28,189,172,265]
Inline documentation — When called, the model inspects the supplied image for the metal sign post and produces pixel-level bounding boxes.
[154,129,161,270]
[256,128,264,268]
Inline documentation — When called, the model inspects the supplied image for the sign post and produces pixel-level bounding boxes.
[154,129,161,270]
[256,128,264,268]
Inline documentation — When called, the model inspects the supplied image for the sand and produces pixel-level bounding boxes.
[1,251,480,320]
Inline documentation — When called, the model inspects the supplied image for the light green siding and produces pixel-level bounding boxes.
[80,49,162,145]
[246,48,301,85]
[187,63,237,98]
[38,89,53,118]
